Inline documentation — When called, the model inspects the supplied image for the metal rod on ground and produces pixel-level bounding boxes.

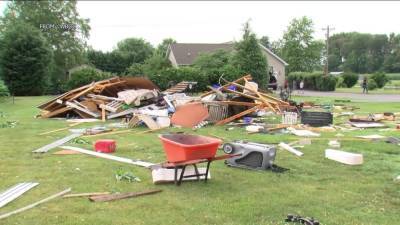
[0,188,71,220]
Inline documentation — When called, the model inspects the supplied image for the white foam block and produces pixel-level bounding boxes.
[325,149,363,165]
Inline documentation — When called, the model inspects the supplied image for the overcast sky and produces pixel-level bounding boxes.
[2,1,400,52]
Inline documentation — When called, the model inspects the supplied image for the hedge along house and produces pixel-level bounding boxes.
[166,43,288,89]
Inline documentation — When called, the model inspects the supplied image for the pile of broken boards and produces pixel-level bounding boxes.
[200,74,295,126]
[37,77,199,129]
[37,74,294,130]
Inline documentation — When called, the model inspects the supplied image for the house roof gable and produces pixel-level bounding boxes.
[167,42,288,66]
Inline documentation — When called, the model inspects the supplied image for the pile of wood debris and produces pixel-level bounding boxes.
[201,74,294,125]
[38,77,164,120]
[37,74,293,129]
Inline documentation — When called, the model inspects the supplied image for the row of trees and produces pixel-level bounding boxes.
[0,0,397,96]
[328,32,400,73]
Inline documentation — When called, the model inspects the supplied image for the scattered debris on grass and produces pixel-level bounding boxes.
[0,188,71,220]
[0,182,39,208]
[285,214,320,225]
[115,168,141,183]
[0,120,18,128]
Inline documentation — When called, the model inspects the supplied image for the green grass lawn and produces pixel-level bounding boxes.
[0,96,399,225]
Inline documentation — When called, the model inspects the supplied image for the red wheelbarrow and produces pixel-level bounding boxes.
[159,134,239,185]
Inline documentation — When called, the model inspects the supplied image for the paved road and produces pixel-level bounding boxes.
[290,90,400,102]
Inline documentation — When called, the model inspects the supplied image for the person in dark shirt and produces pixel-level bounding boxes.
[362,77,368,94]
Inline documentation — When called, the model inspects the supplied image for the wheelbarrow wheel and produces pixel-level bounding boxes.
[222,143,235,154]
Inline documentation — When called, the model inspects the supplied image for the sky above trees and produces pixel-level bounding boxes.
[1,1,400,52]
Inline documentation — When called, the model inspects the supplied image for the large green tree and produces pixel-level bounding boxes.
[0,0,90,93]
[0,21,52,96]
[116,38,154,71]
[279,16,324,73]
[329,32,391,73]
[156,38,176,56]
[232,21,268,88]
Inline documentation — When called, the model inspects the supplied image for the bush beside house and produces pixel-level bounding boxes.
[288,71,337,91]
[370,72,389,88]
[342,72,359,88]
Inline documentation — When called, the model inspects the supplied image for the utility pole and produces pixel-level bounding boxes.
[322,25,334,76]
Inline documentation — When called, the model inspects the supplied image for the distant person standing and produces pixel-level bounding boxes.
[362,77,368,94]
[299,80,304,94]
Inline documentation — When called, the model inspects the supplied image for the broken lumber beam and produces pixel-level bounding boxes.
[216,105,261,125]
[67,84,95,101]
[63,192,110,198]
[41,106,71,118]
[221,87,262,101]
[228,80,287,105]
[65,101,99,118]
[89,189,162,202]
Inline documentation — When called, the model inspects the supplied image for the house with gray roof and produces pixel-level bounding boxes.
[166,42,288,88]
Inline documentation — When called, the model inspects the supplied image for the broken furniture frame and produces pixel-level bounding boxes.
[161,154,240,186]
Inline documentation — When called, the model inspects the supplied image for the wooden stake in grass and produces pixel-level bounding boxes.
[89,189,162,202]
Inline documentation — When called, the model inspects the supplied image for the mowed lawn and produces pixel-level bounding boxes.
[0,96,399,225]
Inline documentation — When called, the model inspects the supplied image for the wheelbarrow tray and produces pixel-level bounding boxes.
[159,134,222,163]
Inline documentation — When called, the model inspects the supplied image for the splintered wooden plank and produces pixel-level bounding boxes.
[216,105,261,125]
[137,114,160,130]
[89,190,162,202]
[41,107,71,118]
[65,101,99,118]
[63,192,110,198]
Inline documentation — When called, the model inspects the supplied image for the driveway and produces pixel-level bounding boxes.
[290,90,400,102]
